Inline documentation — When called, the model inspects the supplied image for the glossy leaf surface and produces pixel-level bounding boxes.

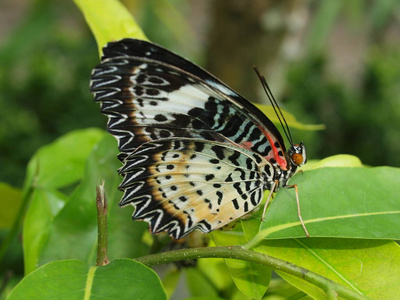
[259,166,400,239]
[255,239,400,299]
[255,103,325,130]
[213,230,271,300]
[7,259,166,300]
[74,0,147,55]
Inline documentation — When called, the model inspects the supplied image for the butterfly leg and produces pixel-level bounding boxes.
[286,184,310,237]
[261,179,279,221]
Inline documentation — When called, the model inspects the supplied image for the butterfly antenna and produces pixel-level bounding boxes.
[253,66,294,146]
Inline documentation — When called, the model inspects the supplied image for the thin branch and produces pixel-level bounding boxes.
[96,181,109,266]
[135,245,367,300]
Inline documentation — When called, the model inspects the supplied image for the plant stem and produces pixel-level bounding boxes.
[135,245,367,300]
[96,181,109,266]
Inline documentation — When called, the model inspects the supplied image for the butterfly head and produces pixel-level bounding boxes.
[288,142,307,167]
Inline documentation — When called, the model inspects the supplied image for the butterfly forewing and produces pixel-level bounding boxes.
[118,138,269,239]
[91,39,289,169]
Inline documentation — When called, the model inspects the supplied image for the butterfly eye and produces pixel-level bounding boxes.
[291,153,304,165]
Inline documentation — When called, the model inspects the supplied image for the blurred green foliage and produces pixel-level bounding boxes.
[0,1,103,186]
[284,48,400,166]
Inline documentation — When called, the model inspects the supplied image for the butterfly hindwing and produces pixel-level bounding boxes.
[118,138,271,239]
[90,39,289,169]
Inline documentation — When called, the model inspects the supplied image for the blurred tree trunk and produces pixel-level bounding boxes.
[206,0,308,103]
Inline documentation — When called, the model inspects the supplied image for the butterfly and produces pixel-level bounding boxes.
[90,38,308,239]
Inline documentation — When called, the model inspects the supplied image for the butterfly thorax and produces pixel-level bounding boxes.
[261,160,295,191]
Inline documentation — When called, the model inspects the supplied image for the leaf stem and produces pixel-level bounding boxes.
[243,231,265,249]
[135,245,367,300]
[96,181,109,266]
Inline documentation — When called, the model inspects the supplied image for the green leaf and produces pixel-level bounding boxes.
[23,132,149,274]
[23,128,104,274]
[74,0,147,56]
[0,183,22,229]
[303,154,363,170]
[184,268,218,298]
[197,255,232,291]
[212,231,271,300]
[273,273,325,300]
[264,278,310,299]
[183,297,226,300]
[6,259,166,300]
[257,166,400,240]
[254,103,325,131]
[162,269,180,299]
[255,239,400,299]
[36,134,148,269]
[25,128,104,190]
[23,188,68,274]
[230,290,253,300]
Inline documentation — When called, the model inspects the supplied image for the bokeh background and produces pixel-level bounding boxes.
[1,0,400,188]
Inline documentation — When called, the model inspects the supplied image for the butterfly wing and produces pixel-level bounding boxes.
[91,38,289,169]
[90,39,287,238]
[118,138,271,239]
